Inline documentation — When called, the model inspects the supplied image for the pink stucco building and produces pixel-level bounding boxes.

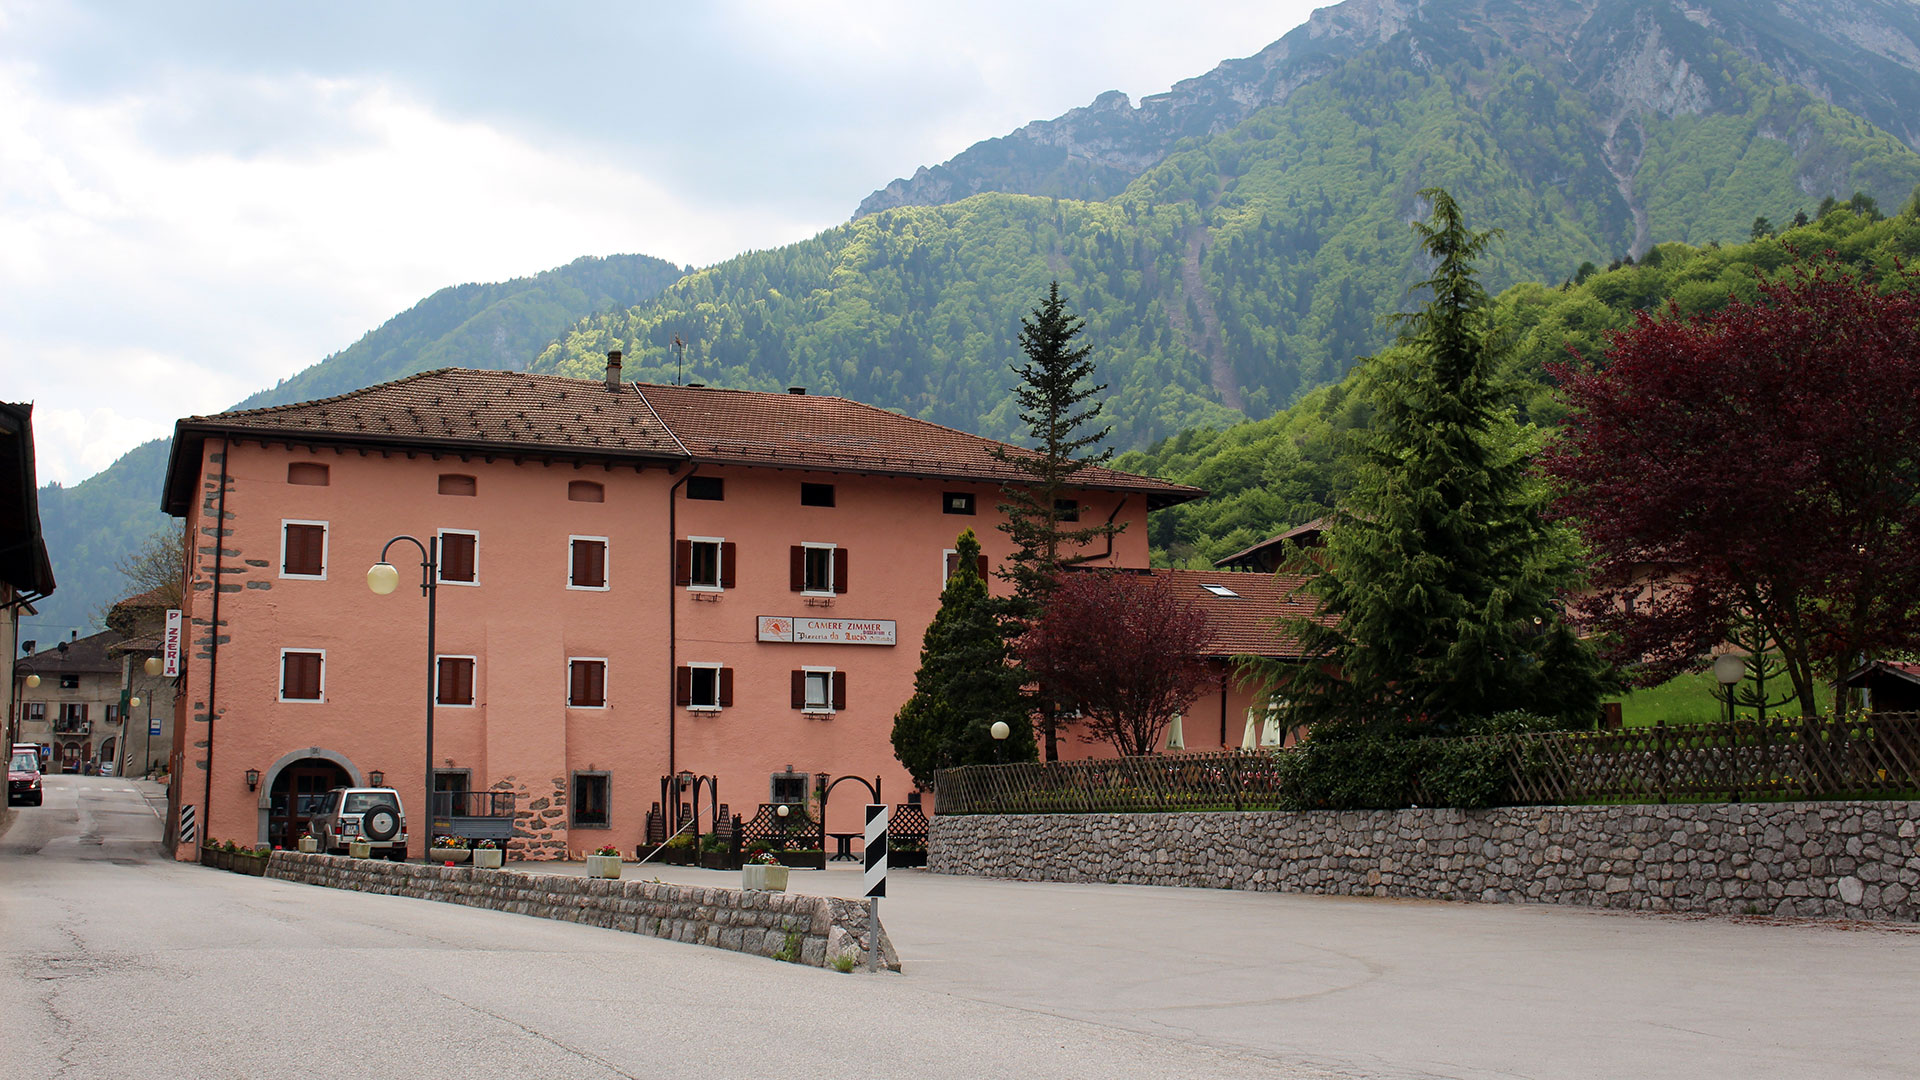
[159,357,1224,859]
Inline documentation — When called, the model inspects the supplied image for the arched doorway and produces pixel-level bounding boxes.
[267,757,351,849]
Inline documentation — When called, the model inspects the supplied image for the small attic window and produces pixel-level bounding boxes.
[438,474,477,496]
[287,463,330,486]
[1200,583,1239,598]
[568,480,605,503]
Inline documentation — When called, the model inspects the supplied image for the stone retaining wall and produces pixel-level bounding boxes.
[267,853,898,968]
[930,801,1920,921]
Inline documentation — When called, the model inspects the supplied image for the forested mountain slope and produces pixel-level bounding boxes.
[540,0,1920,455]
[28,254,684,640]
[1121,201,1920,569]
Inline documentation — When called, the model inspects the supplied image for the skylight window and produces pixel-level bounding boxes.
[1200,583,1239,598]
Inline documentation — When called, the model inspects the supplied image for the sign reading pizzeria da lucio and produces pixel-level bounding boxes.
[757,616,897,646]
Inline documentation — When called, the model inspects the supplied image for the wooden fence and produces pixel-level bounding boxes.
[934,712,1920,814]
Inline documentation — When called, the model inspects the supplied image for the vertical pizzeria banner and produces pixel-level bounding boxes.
[163,609,183,676]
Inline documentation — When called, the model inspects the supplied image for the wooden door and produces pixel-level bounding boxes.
[267,761,349,848]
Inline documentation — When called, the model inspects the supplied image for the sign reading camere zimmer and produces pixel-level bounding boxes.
[756,616,897,646]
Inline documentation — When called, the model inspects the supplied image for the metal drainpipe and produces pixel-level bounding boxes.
[1094,496,1128,562]
[201,437,229,846]
[666,465,697,787]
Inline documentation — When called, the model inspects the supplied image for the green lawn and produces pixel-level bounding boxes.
[1607,667,1829,726]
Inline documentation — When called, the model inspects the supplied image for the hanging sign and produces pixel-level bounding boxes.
[757,616,896,646]
[163,610,183,676]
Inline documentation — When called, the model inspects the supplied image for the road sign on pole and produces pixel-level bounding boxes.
[864,803,887,972]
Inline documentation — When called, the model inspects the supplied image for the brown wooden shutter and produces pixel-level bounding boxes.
[588,662,605,706]
[284,652,321,699]
[675,665,692,706]
[674,540,692,586]
[977,554,990,581]
[833,548,849,594]
[718,667,734,707]
[437,657,474,705]
[441,533,476,582]
[437,657,454,704]
[789,546,804,591]
[572,539,605,588]
[790,670,805,709]
[720,542,737,589]
[284,523,324,576]
[831,671,847,711]
[569,661,588,706]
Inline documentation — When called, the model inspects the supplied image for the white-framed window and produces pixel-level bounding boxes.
[435,655,477,708]
[280,519,328,580]
[567,657,607,708]
[568,535,609,591]
[794,666,842,715]
[438,529,479,586]
[679,662,730,711]
[799,542,836,595]
[687,536,724,590]
[279,649,326,703]
[942,548,989,588]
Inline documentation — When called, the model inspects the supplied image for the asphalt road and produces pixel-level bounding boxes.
[5,776,1917,1079]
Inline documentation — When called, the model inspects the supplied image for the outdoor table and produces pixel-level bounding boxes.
[829,832,863,861]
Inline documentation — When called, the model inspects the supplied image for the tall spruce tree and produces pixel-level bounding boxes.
[990,282,1123,760]
[891,529,1033,788]
[1272,189,1608,733]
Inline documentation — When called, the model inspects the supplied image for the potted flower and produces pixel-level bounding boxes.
[585,844,623,879]
[471,838,504,869]
[741,849,789,892]
[429,834,471,864]
[231,844,271,876]
[347,836,373,859]
[296,831,320,855]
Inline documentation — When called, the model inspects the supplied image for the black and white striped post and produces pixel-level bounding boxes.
[863,803,886,972]
[179,803,197,846]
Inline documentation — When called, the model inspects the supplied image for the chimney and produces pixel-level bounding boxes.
[787,386,806,395]
[605,350,623,391]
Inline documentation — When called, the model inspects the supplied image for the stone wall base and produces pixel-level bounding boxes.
[267,853,899,969]
[930,801,1920,922]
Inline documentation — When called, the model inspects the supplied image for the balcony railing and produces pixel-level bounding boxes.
[51,719,90,735]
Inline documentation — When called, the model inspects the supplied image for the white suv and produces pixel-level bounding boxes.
[308,787,409,860]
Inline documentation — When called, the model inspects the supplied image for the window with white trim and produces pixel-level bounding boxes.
[568,536,609,590]
[792,667,844,714]
[438,529,479,585]
[567,657,607,708]
[677,536,734,590]
[791,542,843,595]
[280,520,328,579]
[677,662,732,711]
[280,649,325,702]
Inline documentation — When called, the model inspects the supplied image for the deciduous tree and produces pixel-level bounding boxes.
[1017,571,1213,756]
[1543,259,1920,713]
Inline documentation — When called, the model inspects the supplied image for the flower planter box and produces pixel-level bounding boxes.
[200,846,219,869]
[741,864,789,892]
[297,837,320,854]
[471,848,503,869]
[659,847,695,866]
[699,851,738,871]
[230,851,269,876]
[429,848,471,864]
[586,854,623,879]
[776,850,824,870]
[348,841,373,859]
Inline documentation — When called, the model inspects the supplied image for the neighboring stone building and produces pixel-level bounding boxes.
[158,359,1201,859]
[105,587,180,778]
[14,631,126,773]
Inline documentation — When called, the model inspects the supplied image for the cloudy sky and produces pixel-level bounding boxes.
[2,0,1320,487]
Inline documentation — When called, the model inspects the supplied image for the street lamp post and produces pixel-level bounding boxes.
[1712,652,1745,725]
[990,720,1010,764]
[368,534,439,865]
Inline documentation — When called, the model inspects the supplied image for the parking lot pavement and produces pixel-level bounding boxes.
[511,858,1920,1080]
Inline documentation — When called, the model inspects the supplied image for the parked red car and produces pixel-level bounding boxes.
[8,748,43,807]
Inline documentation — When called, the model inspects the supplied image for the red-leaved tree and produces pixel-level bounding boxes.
[1542,260,1920,713]
[1017,572,1214,755]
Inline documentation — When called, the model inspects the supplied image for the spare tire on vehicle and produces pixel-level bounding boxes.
[362,805,400,842]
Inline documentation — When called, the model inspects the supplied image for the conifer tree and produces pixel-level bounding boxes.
[890,529,1032,789]
[1272,189,1609,734]
[990,282,1123,760]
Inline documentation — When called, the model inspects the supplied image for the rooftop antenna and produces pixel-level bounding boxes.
[671,335,686,386]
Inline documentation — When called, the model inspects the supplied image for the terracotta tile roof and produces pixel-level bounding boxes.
[166,368,1203,514]
[20,630,122,675]
[1214,518,1327,570]
[1147,568,1326,659]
